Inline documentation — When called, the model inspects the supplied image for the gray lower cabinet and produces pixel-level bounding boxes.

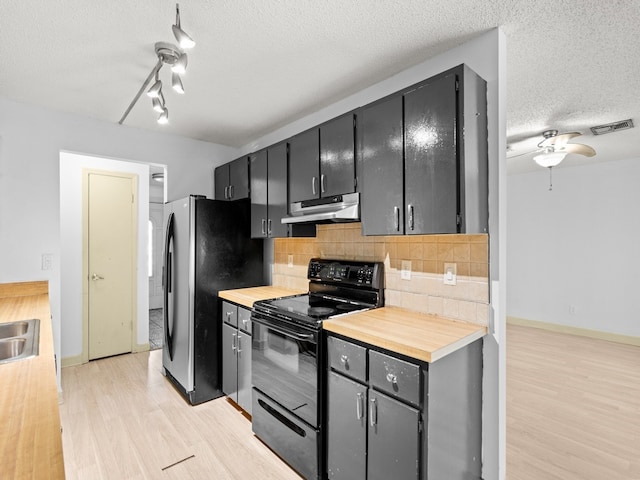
[327,333,482,480]
[327,372,367,479]
[222,301,252,414]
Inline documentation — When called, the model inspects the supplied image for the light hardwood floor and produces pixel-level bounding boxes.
[59,350,302,480]
[507,324,640,479]
[60,326,640,479]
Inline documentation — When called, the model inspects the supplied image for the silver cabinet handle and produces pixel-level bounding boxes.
[356,392,364,420]
[386,372,397,384]
[226,310,233,321]
[320,174,326,193]
[224,186,229,199]
[232,333,237,353]
[237,336,242,354]
[91,273,104,281]
[312,176,317,195]
[340,354,348,365]
[261,218,266,236]
[394,206,400,232]
[268,219,272,235]
[242,319,249,328]
[369,397,377,427]
[229,184,234,199]
[408,204,415,231]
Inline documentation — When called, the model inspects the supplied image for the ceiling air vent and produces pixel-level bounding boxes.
[590,119,634,135]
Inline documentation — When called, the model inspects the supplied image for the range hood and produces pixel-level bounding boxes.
[282,192,360,225]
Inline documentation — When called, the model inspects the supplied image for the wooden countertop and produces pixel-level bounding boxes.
[0,281,65,479]
[324,307,487,363]
[219,286,306,309]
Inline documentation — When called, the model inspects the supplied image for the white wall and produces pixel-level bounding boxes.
[240,29,507,480]
[507,158,640,337]
[0,97,237,385]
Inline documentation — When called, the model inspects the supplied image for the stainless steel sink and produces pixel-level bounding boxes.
[0,319,40,364]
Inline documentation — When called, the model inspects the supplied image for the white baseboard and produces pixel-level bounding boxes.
[507,316,640,347]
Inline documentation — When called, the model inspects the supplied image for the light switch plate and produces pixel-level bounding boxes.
[443,263,457,285]
[401,260,412,280]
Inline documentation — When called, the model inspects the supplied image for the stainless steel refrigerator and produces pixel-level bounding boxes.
[162,195,263,405]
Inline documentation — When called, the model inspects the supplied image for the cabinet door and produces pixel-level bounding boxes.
[368,389,420,480]
[359,96,404,235]
[289,128,320,203]
[267,143,289,238]
[320,114,355,197]
[237,330,252,414]
[250,150,268,238]
[327,371,367,480]
[214,164,229,200]
[404,73,458,234]
[229,156,249,200]
[222,323,238,401]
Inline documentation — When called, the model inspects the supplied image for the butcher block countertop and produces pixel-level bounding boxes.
[219,286,306,309]
[0,281,65,479]
[324,307,487,363]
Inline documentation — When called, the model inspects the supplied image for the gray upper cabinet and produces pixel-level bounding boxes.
[404,73,458,234]
[250,144,288,238]
[359,95,404,235]
[215,156,249,201]
[288,128,320,203]
[359,64,488,236]
[319,113,356,197]
[289,114,356,203]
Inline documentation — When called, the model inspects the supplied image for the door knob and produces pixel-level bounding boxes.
[91,273,104,281]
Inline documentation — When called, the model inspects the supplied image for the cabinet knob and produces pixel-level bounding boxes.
[340,354,349,368]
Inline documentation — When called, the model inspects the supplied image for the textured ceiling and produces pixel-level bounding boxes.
[1,0,639,174]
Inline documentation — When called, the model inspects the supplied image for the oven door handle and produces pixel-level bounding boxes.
[252,317,315,341]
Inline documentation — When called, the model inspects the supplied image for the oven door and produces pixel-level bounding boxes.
[251,311,319,427]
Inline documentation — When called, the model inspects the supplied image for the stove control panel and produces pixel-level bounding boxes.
[308,258,383,288]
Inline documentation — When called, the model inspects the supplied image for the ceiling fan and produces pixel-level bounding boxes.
[508,129,596,190]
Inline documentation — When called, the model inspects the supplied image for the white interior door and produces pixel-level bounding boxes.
[85,170,137,360]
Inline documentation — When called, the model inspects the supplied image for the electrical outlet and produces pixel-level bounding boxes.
[41,253,53,271]
[443,263,457,285]
[401,260,412,280]
[288,255,294,268]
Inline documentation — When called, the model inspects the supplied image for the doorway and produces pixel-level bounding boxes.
[83,169,138,360]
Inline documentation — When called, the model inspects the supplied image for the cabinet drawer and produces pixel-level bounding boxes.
[222,301,237,327]
[328,336,366,382]
[238,307,251,334]
[369,350,420,406]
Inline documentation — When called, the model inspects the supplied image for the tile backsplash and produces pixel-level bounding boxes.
[272,223,489,326]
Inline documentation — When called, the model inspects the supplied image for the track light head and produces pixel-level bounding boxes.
[171,53,188,74]
[157,107,169,125]
[173,4,195,49]
[152,94,165,112]
[172,73,184,94]
[146,78,162,98]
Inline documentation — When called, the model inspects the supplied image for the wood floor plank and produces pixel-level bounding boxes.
[60,349,302,480]
[507,324,640,479]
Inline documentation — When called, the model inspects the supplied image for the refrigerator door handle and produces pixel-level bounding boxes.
[163,212,175,361]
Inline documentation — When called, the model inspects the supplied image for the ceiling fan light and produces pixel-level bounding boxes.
[172,73,184,94]
[534,151,566,168]
[170,53,188,74]
[146,79,162,98]
[157,108,169,125]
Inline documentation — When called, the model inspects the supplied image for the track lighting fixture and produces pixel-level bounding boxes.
[118,3,194,126]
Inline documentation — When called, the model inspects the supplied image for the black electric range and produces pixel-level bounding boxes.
[251,258,384,480]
